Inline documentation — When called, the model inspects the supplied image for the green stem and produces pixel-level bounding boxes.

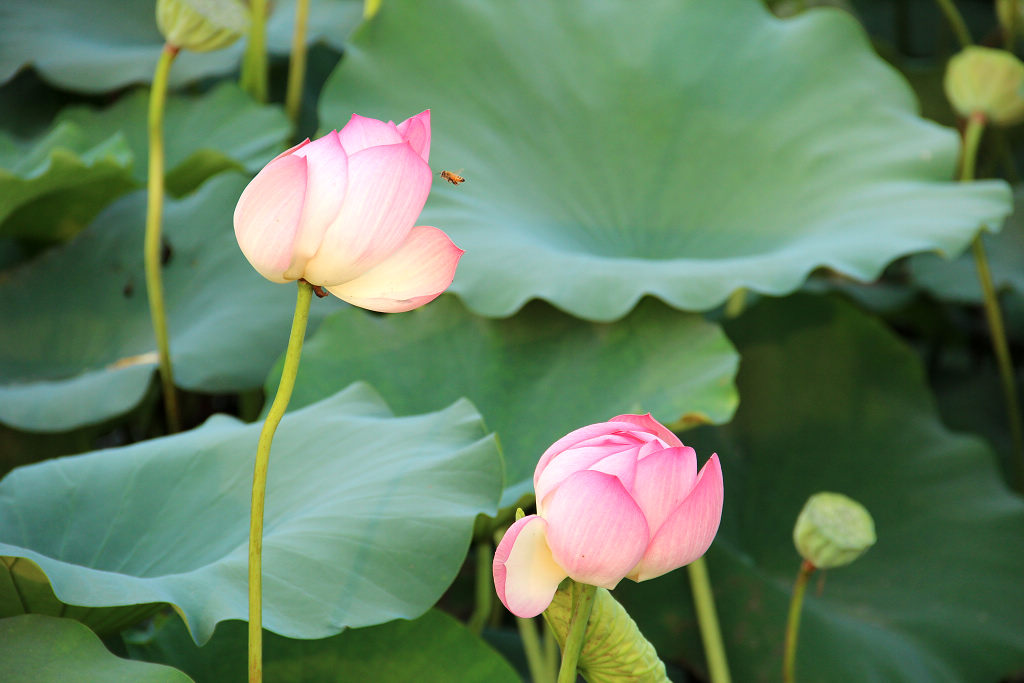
[145,43,181,433]
[933,0,972,48]
[556,582,597,683]
[467,541,493,634]
[517,617,553,683]
[783,560,816,683]
[284,0,310,126]
[542,618,558,679]
[971,237,1024,489]
[1007,0,1019,51]
[959,112,1024,491]
[687,557,732,683]
[240,0,269,102]
[248,281,314,683]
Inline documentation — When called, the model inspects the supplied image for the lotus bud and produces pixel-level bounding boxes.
[156,0,249,52]
[944,46,1024,125]
[793,492,875,569]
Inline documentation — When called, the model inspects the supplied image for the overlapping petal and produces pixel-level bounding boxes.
[337,113,404,155]
[284,130,349,280]
[629,455,724,582]
[325,226,463,312]
[493,515,568,619]
[304,142,433,286]
[544,470,648,588]
[629,447,699,535]
[610,413,683,449]
[233,153,308,282]
[396,110,431,162]
[534,422,640,484]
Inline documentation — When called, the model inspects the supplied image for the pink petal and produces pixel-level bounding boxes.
[610,413,683,448]
[544,470,648,589]
[269,138,310,163]
[535,444,640,516]
[325,225,462,312]
[337,113,404,155]
[628,446,699,536]
[628,455,724,582]
[493,515,568,618]
[396,110,431,163]
[284,130,349,281]
[233,153,308,283]
[534,422,643,488]
[303,141,433,286]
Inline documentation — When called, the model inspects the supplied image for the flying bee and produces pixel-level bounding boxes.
[439,170,466,185]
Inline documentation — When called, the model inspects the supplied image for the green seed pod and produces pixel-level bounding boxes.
[156,0,249,53]
[944,46,1024,126]
[793,492,875,570]
[544,581,669,683]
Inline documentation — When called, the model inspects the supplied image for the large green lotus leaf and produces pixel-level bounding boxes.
[0,172,343,432]
[0,615,193,683]
[0,384,502,644]
[59,82,290,196]
[614,294,1024,681]
[910,187,1024,303]
[274,296,738,505]
[319,0,1009,321]
[0,0,360,93]
[128,609,519,683]
[0,121,134,242]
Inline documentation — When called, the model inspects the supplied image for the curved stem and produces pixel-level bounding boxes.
[959,112,1024,490]
[284,0,310,126]
[248,281,314,683]
[783,560,816,683]
[933,0,972,48]
[688,557,732,683]
[240,0,269,102]
[556,581,597,683]
[145,43,181,433]
[971,237,1024,489]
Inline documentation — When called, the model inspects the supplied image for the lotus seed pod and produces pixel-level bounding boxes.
[944,46,1024,126]
[793,492,875,570]
[156,0,249,52]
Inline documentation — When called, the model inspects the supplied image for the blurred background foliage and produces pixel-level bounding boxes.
[0,0,1022,681]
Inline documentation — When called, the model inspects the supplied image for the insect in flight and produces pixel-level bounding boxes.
[439,170,466,185]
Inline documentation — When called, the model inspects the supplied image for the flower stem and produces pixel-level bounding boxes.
[145,43,181,433]
[959,112,1024,491]
[240,0,269,102]
[517,617,554,683]
[284,0,310,126]
[687,556,732,683]
[248,280,313,683]
[933,0,972,48]
[556,581,597,683]
[467,540,493,634]
[1007,0,1019,51]
[783,559,816,683]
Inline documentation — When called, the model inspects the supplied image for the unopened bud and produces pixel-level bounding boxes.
[156,0,249,52]
[944,46,1024,126]
[793,492,875,569]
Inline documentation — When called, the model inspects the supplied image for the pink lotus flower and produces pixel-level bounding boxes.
[493,414,724,618]
[233,110,463,312]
